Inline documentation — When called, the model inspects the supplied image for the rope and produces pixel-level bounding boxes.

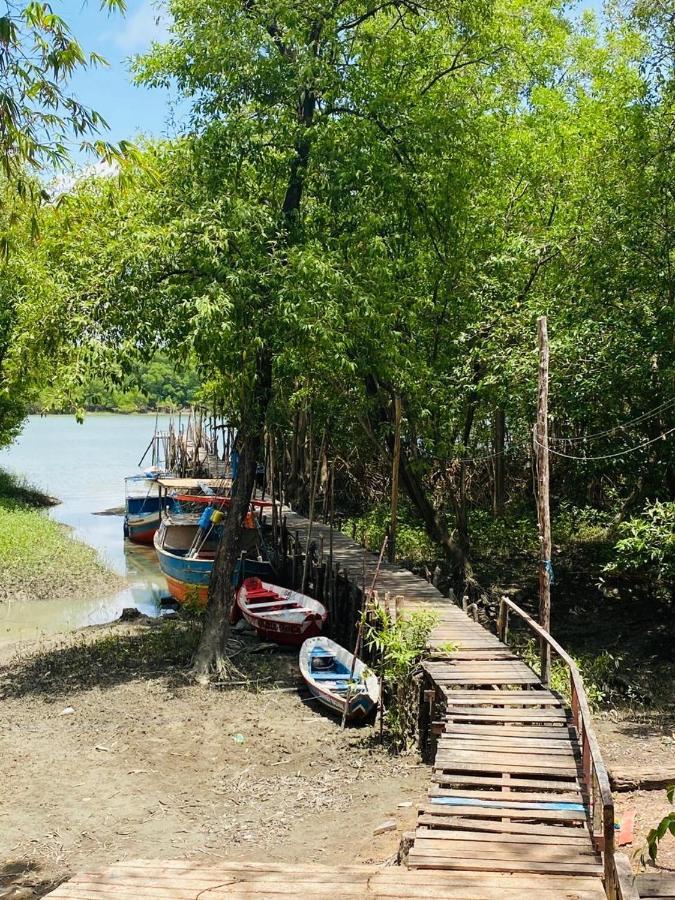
[549,398,675,444]
[534,427,675,461]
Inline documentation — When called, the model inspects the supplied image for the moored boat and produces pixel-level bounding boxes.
[154,496,275,605]
[299,636,379,721]
[235,578,327,646]
[124,471,171,545]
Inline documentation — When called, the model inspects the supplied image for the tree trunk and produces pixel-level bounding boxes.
[191,70,316,678]
[191,429,261,680]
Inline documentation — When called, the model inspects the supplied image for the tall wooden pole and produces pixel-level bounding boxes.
[535,316,552,686]
[493,408,505,518]
[389,394,401,564]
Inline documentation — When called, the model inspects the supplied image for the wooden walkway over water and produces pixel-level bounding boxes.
[49,507,620,899]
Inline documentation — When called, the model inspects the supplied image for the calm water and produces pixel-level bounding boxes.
[0,414,173,643]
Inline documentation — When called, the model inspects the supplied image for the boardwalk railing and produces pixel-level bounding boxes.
[497,596,618,897]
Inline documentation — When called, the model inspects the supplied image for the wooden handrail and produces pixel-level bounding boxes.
[498,596,616,897]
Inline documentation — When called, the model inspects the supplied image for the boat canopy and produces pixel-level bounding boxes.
[157,477,231,490]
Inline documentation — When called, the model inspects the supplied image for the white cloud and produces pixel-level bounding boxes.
[113,0,170,53]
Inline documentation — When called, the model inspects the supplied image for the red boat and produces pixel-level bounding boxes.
[234,578,327,647]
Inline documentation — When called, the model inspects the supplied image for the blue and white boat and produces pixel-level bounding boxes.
[300,636,379,722]
[124,470,173,545]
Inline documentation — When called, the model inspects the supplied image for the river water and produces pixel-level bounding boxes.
[0,414,173,644]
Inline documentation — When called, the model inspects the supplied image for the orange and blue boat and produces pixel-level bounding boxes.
[153,495,275,605]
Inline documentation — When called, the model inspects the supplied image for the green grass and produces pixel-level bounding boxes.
[0,467,56,508]
[0,467,121,603]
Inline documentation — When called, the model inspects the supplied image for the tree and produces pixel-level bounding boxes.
[29,0,674,673]
[0,0,128,445]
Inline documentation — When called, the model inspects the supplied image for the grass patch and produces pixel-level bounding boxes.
[0,466,122,603]
[0,467,56,508]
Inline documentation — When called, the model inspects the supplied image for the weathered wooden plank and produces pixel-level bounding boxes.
[419,803,586,822]
[636,873,675,898]
[437,695,563,706]
[416,814,590,837]
[408,850,603,877]
[434,750,580,771]
[415,826,590,846]
[431,773,581,791]
[413,836,599,862]
[441,724,573,738]
[439,735,578,752]
[443,709,568,721]
[433,760,580,777]
[428,788,584,803]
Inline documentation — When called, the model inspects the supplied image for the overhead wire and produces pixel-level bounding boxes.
[534,427,675,461]
[436,402,675,465]
[549,398,675,444]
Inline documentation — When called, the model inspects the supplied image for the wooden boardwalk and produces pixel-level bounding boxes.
[48,509,611,898]
[284,510,608,896]
[47,858,608,898]
[411,613,603,877]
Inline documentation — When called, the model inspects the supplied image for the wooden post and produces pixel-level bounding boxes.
[389,393,401,564]
[493,408,505,518]
[301,429,327,592]
[535,316,552,685]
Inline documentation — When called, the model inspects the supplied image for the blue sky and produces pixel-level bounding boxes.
[54,0,177,163]
[59,0,605,167]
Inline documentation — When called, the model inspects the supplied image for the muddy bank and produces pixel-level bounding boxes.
[0,468,124,604]
[0,618,427,897]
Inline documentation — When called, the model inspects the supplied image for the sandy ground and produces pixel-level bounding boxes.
[0,621,426,898]
[2,619,673,898]
[595,710,675,874]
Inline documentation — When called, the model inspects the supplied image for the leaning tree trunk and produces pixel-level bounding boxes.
[191,430,261,680]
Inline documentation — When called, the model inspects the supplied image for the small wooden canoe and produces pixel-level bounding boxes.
[299,636,379,722]
[236,578,327,646]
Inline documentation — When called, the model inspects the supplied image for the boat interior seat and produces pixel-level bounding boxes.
[311,672,355,681]
[246,599,298,611]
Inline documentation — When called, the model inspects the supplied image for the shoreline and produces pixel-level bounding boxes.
[0,467,125,605]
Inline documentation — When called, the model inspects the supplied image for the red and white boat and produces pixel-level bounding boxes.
[234,578,327,646]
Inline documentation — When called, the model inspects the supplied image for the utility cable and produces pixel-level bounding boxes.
[534,427,675,461]
[549,398,675,444]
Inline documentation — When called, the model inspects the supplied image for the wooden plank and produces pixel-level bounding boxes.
[416,814,590,837]
[428,788,583,803]
[433,760,580,776]
[415,826,591,846]
[434,750,580,771]
[432,773,581,791]
[437,678,546,685]
[436,690,559,699]
[636,873,675,898]
[444,709,567,721]
[439,735,578,752]
[373,885,604,900]
[610,767,675,793]
[438,695,563,707]
[412,837,599,862]
[439,735,577,753]
[408,850,603,877]
[441,724,573,738]
[419,803,586,822]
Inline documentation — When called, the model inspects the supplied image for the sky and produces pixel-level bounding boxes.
[59,0,605,168]
[54,0,178,164]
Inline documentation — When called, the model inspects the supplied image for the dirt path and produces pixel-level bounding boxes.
[0,621,426,897]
